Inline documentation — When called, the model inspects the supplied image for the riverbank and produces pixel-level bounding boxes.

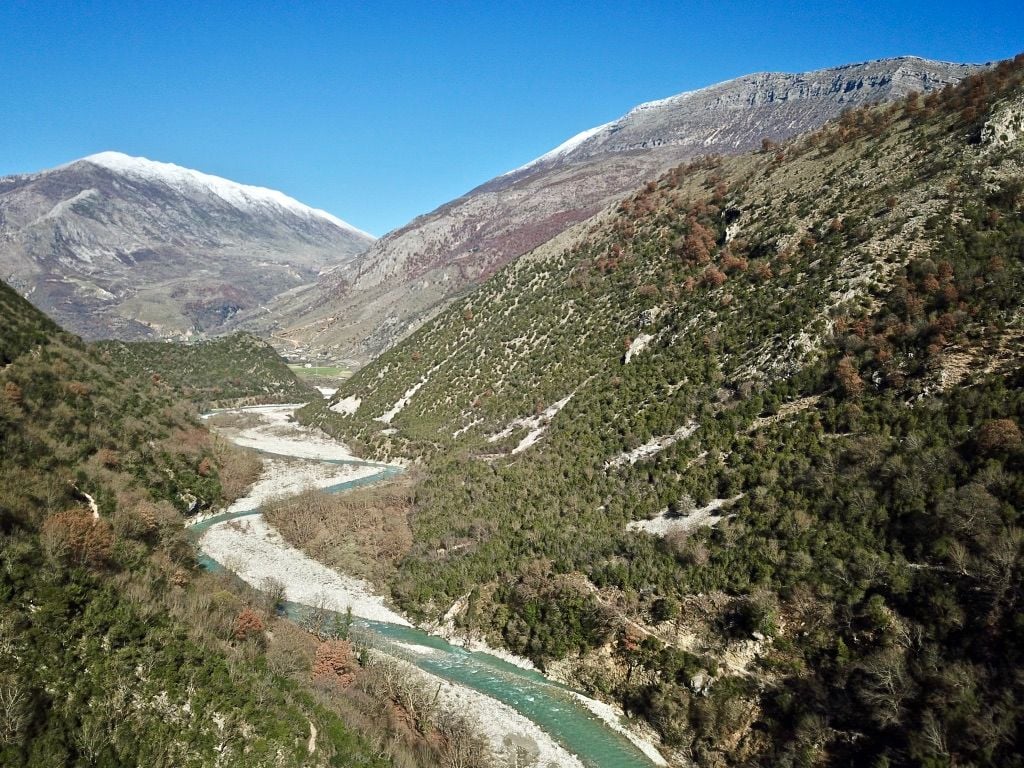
[201,513,411,625]
[195,406,411,624]
[224,457,381,517]
[383,651,587,768]
[571,694,669,767]
[204,403,386,462]
[199,402,666,767]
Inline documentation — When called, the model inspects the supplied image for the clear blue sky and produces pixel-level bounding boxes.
[1,1,1021,236]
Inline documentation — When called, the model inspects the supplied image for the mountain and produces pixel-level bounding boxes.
[0,151,374,340]
[257,56,982,363]
[298,58,1024,765]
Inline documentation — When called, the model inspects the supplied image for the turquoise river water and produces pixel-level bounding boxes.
[189,453,659,768]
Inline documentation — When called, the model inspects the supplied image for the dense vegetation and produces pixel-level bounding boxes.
[96,332,312,407]
[302,57,1024,765]
[0,281,61,366]
[0,284,387,766]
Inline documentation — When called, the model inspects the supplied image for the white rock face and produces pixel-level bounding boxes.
[982,93,1024,149]
[628,496,744,537]
[606,423,698,468]
[488,392,575,455]
[510,58,980,170]
[624,333,654,364]
[376,379,426,424]
[330,395,362,416]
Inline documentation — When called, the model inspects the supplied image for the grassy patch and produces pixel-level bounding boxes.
[290,364,354,380]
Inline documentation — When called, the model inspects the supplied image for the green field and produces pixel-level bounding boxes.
[288,363,353,379]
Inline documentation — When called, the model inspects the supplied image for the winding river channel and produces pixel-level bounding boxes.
[189,405,661,768]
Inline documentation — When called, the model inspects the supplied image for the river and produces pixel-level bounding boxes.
[190,404,663,768]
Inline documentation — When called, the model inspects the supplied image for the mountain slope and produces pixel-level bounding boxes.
[0,271,61,365]
[0,278,387,767]
[260,56,981,363]
[96,332,313,407]
[0,152,374,340]
[299,58,1024,765]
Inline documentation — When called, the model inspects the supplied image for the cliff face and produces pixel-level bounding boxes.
[0,152,373,340]
[259,57,981,363]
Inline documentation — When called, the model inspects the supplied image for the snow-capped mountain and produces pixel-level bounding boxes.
[254,56,982,363]
[76,152,373,238]
[0,152,373,340]
[501,57,968,176]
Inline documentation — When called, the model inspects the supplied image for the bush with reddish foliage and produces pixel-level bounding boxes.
[3,381,22,404]
[720,253,748,273]
[41,510,114,568]
[976,419,1022,454]
[702,266,727,287]
[232,607,265,641]
[312,639,358,688]
[64,380,91,398]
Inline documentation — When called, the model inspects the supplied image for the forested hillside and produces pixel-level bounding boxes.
[0,281,61,366]
[96,332,312,407]
[0,281,385,767]
[302,57,1024,765]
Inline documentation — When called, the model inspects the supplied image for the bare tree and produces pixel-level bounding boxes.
[259,576,287,617]
[303,592,334,639]
[982,526,1021,593]
[858,647,911,727]
[76,715,109,765]
[438,711,493,768]
[919,710,949,759]
[0,677,29,746]
[948,539,971,576]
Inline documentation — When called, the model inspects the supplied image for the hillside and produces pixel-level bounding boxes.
[0,280,389,767]
[255,57,980,363]
[0,274,61,365]
[0,152,373,341]
[96,332,313,407]
[300,58,1024,765]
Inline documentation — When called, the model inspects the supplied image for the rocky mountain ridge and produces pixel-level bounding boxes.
[502,56,977,174]
[0,151,373,340]
[255,56,982,363]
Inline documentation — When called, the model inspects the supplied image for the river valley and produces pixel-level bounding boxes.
[190,402,665,768]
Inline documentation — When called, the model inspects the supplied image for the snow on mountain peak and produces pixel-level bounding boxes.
[501,122,615,178]
[503,88,705,178]
[77,151,373,239]
[625,87,700,115]
[525,123,613,165]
